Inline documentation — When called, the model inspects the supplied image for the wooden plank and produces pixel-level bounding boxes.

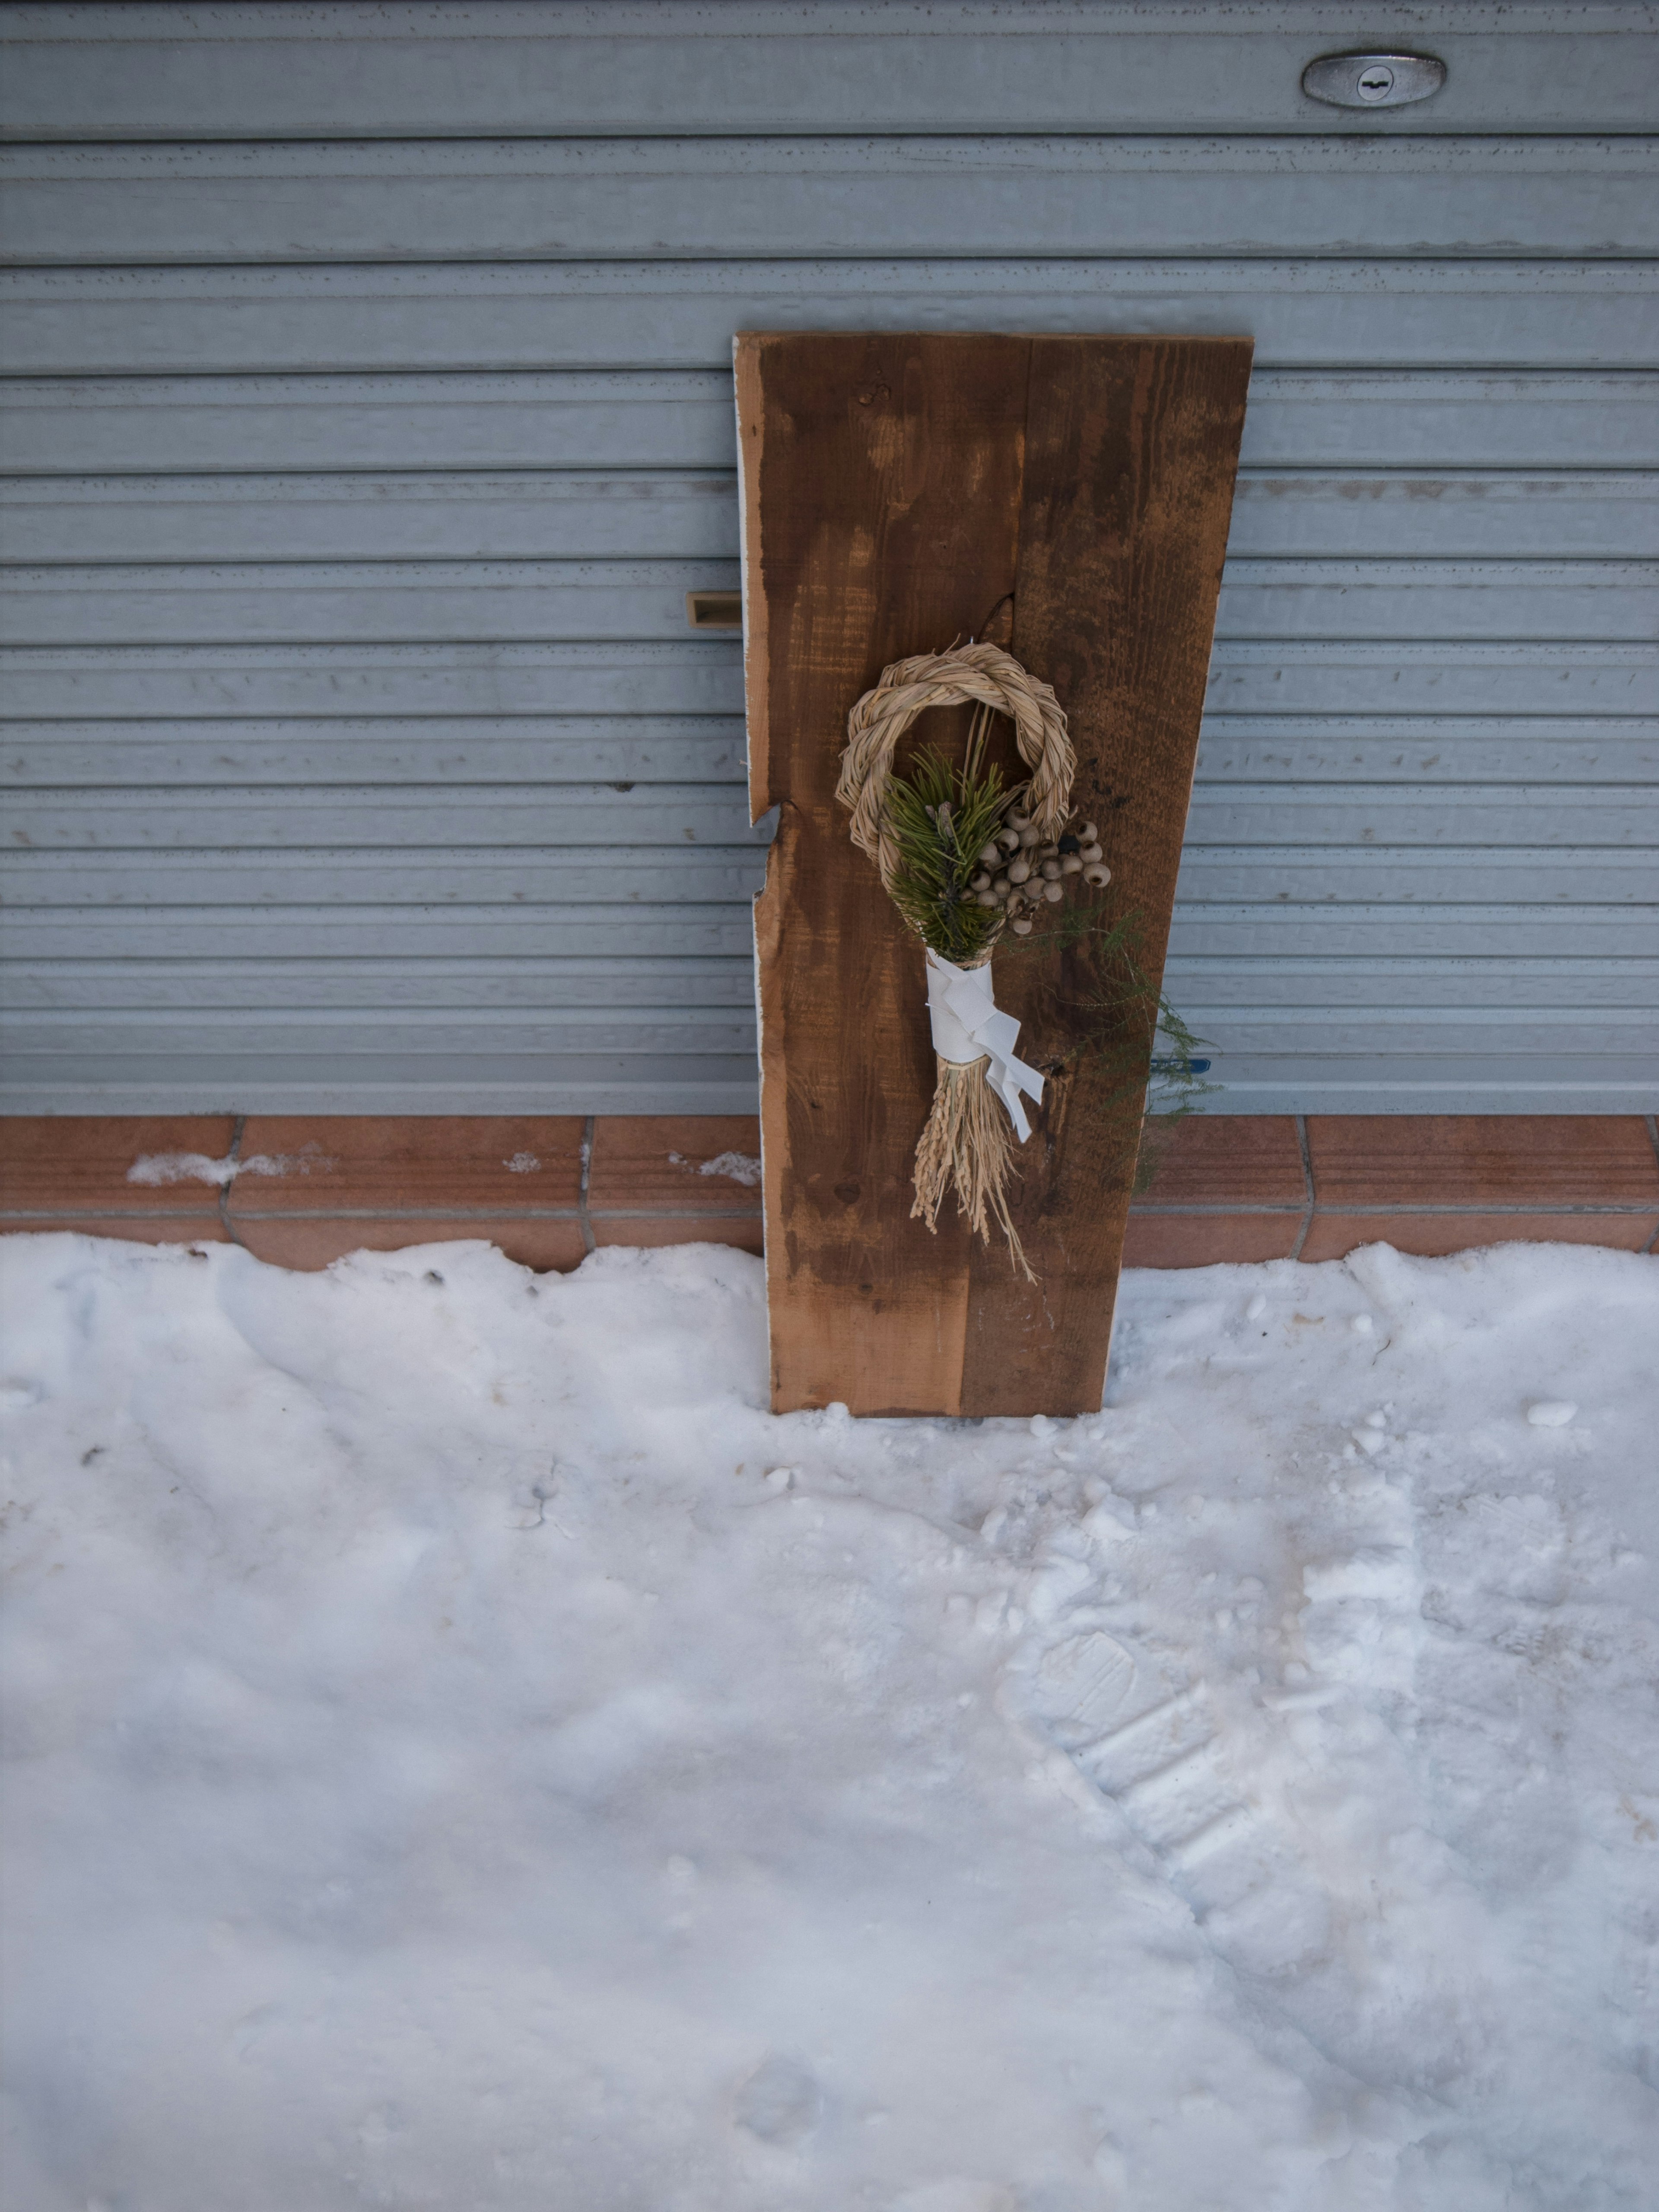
[7,373,1653,476]
[4,556,1653,648]
[4,3,1653,138]
[955,336,1251,1413]
[738,330,1031,1416]
[10,467,1655,565]
[740,331,1250,1416]
[7,137,1656,261]
[5,262,1653,376]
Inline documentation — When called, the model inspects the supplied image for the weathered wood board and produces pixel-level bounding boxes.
[738,332,1249,1416]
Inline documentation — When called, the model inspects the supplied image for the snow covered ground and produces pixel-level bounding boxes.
[2,1230,1657,2211]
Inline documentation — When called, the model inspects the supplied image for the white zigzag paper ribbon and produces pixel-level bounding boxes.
[923,951,1044,1144]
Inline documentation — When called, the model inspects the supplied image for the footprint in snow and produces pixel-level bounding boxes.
[733,2053,821,2145]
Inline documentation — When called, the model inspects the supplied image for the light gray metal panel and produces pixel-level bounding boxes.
[0,1053,764,1117]
[12,782,1652,853]
[1165,904,1646,958]
[5,1062,1649,1116]
[7,262,1656,375]
[0,373,735,473]
[0,643,750,720]
[19,468,1659,566]
[9,717,1654,791]
[0,848,772,906]
[1173,849,1656,903]
[3,958,756,1011]
[6,844,1650,909]
[0,473,745,563]
[1181,1007,1658,1051]
[15,956,1653,1016]
[0,718,751,788]
[6,469,1658,565]
[8,137,1657,262]
[1177,1062,1659,1114]
[1203,644,1658,716]
[0,906,770,962]
[3,901,1634,964]
[4,3,1654,139]
[1165,957,1659,1008]
[0,560,745,646]
[9,372,1654,475]
[1193,721,1659,784]
[11,783,766,850]
[5,1010,761,1058]
[9,642,1653,721]
[1184,786,1656,846]
[8,558,1652,648]
[1226,475,1659,560]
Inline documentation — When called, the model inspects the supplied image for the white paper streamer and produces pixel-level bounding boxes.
[924,951,1044,1144]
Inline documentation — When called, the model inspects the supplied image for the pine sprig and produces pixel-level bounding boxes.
[883,744,1012,966]
[1002,901,1217,1193]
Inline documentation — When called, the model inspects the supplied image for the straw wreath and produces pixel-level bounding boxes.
[838,642,1107,1278]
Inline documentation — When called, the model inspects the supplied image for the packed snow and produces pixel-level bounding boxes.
[2,1230,1656,2210]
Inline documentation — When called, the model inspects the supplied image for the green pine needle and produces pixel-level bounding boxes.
[883,745,1014,966]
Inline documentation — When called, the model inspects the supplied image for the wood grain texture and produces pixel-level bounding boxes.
[965,339,1253,1414]
[739,332,1251,1416]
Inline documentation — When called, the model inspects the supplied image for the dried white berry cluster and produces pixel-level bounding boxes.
[969,809,1110,937]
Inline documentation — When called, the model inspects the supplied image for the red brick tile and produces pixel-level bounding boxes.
[0,1218,231,1247]
[231,1217,588,1273]
[587,1116,763,1213]
[1122,1213,1304,1268]
[590,1214,765,1256]
[1132,1116,1306,1207]
[0,1116,234,1214]
[230,1117,585,1215]
[1306,1117,1659,1208]
[1300,1210,1659,1263]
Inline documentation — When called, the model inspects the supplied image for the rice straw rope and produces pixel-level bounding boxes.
[837,642,1077,1280]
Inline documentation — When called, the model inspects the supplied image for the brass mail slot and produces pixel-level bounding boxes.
[686,589,743,631]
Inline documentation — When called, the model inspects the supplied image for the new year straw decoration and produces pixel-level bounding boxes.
[837,642,1109,1280]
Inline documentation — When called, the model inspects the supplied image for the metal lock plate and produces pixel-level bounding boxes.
[1301,51,1447,109]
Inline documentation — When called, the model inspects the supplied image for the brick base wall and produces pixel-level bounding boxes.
[3,1115,1656,1268]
